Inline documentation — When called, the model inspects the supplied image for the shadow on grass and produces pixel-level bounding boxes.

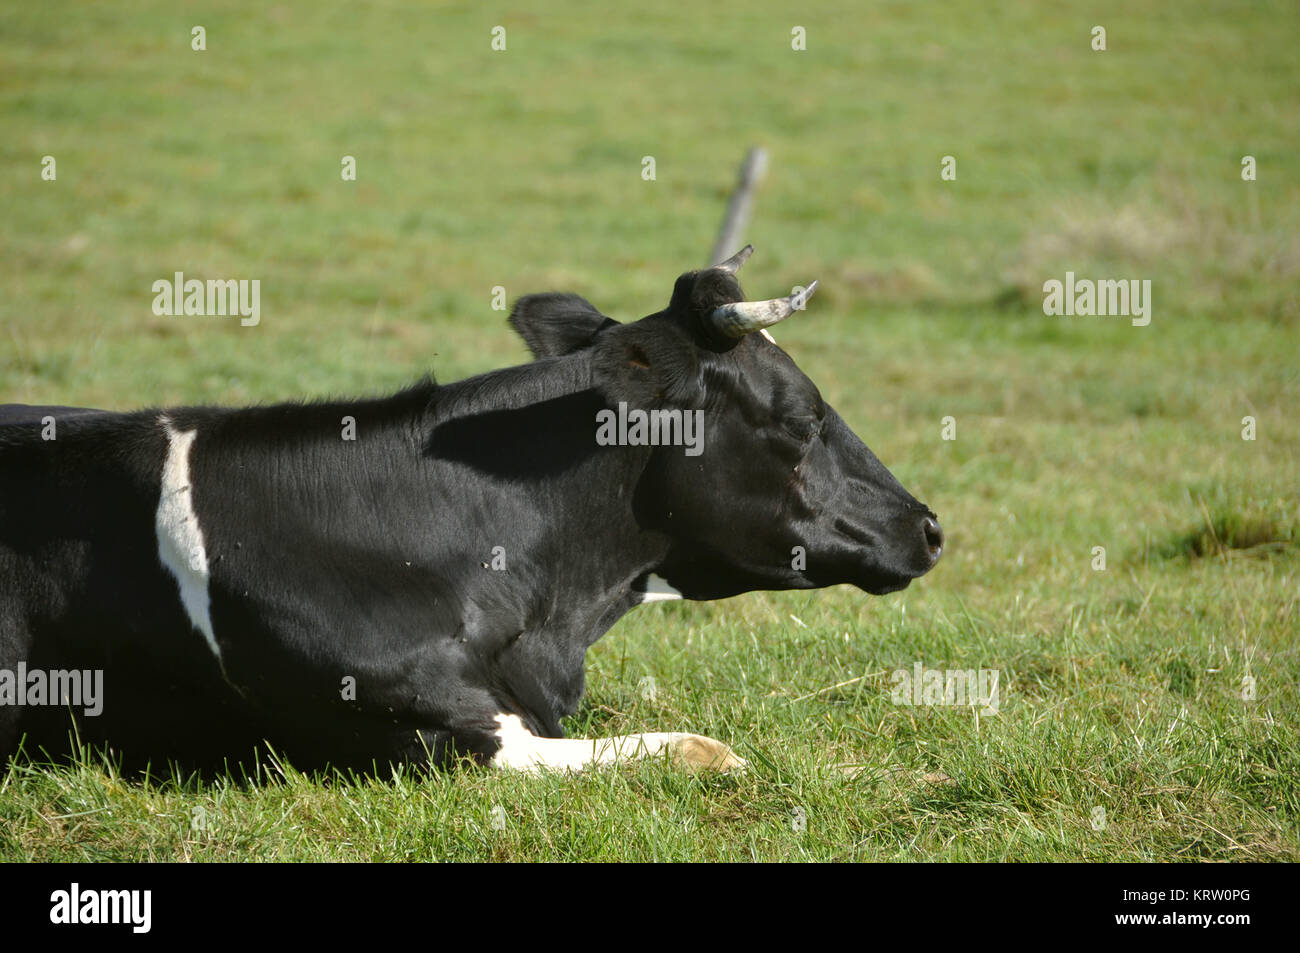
[1143,507,1295,562]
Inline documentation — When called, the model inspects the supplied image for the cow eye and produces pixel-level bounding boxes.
[784,415,823,444]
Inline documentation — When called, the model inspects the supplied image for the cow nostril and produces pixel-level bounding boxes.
[922,516,944,560]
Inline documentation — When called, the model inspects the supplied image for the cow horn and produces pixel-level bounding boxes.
[714,244,754,274]
[709,280,819,338]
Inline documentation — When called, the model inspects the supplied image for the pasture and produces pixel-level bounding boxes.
[1,0,1297,861]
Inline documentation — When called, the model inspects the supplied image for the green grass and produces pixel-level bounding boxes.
[2,0,1297,861]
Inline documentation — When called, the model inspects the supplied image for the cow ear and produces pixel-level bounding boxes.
[592,321,703,408]
[508,293,619,359]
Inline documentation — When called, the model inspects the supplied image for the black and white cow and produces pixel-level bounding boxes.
[0,248,942,775]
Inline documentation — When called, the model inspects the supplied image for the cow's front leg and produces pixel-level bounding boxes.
[489,714,745,773]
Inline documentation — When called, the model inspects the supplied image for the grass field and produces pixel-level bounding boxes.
[1,1,1297,861]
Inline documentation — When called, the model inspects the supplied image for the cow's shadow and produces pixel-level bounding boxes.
[425,390,608,480]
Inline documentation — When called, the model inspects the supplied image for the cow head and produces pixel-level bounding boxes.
[509,247,943,599]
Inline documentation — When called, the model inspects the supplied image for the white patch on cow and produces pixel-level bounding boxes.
[636,573,683,603]
[490,714,744,773]
[759,329,776,343]
[155,418,221,663]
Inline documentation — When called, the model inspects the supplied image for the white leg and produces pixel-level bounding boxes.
[490,714,745,773]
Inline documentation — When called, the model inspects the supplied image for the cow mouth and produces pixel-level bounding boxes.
[856,556,936,595]
[834,539,931,595]
[862,573,915,596]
